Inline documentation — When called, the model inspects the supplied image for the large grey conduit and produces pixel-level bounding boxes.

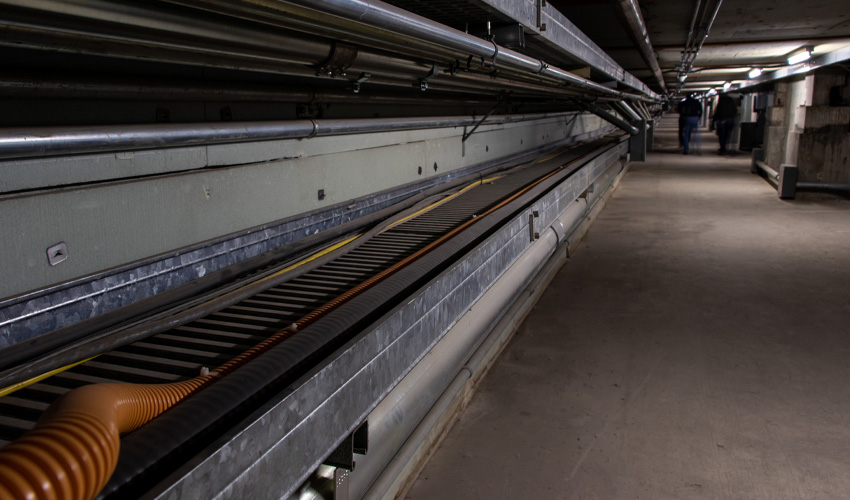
[350,197,590,499]
[0,112,577,161]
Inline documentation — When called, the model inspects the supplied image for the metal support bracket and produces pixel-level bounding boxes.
[537,0,548,31]
[629,119,647,162]
[316,42,358,78]
[778,164,798,199]
[323,421,369,471]
[462,92,511,142]
[416,64,440,91]
[352,72,371,93]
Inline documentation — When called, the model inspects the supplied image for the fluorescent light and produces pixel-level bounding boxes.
[723,82,731,90]
[787,49,811,65]
[748,68,762,78]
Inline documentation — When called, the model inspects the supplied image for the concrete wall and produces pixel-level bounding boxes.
[798,68,850,184]
[0,113,609,300]
[763,68,849,184]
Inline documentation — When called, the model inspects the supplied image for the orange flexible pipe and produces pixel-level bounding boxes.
[0,146,599,500]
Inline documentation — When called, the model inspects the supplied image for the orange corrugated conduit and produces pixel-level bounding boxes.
[0,147,599,500]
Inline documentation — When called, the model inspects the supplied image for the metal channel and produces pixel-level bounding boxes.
[0,143,611,448]
[139,139,628,499]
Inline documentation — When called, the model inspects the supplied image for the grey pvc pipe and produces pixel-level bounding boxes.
[352,197,589,499]
[796,183,850,193]
[0,112,574,161]
[756,160,780,180]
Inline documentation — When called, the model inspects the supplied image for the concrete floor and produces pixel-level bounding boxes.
[406,116,850,499]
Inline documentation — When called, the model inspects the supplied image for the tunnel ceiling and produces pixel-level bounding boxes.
[551,0,850,96]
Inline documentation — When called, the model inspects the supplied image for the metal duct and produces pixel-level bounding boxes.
[615,0,667,94]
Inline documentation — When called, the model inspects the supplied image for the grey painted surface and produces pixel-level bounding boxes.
[0,113,605,301]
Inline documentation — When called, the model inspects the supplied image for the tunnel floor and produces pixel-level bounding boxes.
[407,115,850,499]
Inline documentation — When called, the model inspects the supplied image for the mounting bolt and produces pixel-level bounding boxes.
[46,242,68,266]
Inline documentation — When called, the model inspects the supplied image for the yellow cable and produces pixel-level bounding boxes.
[536,152,561,164]
[0,356,97,398]
[386,175,503,230]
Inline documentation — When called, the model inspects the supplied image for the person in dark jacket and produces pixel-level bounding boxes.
[713,94,738,154]
[678,94,702,154]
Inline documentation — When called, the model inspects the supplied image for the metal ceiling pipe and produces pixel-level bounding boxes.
[271,0,645,100]
[612,100,643,122]
[574,101,639,135]
[615,0,667,94]
[0,71,502,105]
[0,1,655,104]
[0,1,554,101]
[674,0,723,95]
[0,112,576,160]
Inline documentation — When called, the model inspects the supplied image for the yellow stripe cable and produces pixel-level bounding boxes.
[0,356,96,398]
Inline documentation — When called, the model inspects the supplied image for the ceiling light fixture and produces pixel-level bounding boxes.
[748,68,762,78]
[723,82,731,90]
[787,48,812,65]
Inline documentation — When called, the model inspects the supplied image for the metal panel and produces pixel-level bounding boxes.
[143,139,628,500]
[0,114,612,347]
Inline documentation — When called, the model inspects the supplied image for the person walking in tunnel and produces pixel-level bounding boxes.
[713,93,738,155]
[679,94,702,155]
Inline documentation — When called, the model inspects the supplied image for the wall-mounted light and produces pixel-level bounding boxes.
[787,48,812,65]
[748,68,762,78]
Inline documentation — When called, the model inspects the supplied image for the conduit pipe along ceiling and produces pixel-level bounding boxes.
[674,0,724,97]
[157,0,658,102]
[615,0,667,94]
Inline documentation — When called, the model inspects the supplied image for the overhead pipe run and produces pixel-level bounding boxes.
[269,0,658,101]
[674,0,724,96]
[0,0,647,105]
[615,0,667,94]
[573,101,639,135]
[612,100,643,123]
[0,112,577,161]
